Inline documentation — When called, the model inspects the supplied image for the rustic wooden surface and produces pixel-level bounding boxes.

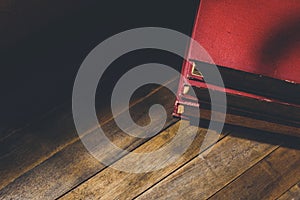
[0,78,177,199]
[209,147,300,200]
[135,133,278,200]
[278,182,300,200]
[59,122,228,200]
[0,77,299,200]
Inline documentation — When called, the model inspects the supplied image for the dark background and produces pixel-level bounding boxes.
[0,0,199,131]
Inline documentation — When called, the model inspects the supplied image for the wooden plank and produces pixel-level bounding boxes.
[61,128,279,200]
[0,78,177,191]
[59,122,227,200]
[0,81,178,199]
[0,104,77,190]
[209,147,300,200]
[133,129,280,200]
[278,182,300,200]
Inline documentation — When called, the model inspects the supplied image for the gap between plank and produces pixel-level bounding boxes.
[207,145,281,199]
[0,77,177,190]
[55,120,179,200]
[131,131,231,200]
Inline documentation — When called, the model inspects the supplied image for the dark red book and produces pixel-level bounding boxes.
[174,0,300,137]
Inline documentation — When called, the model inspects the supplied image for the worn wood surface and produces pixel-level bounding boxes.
[60,122,228,200]
[135,131,279,200]
[278,182,300,200]
[0,80,178,199]
[1,77,300,199]
[210,147,300,200]
[7,1,300,199]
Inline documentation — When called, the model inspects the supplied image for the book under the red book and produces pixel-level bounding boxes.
[173,0,300,137]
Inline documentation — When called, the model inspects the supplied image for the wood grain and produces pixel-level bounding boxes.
[0,78,176,187]
[209,147,300,200]
[136,129,280,200]
[0,104,77,190]
[59,121,228,200]
[0,80,178,199]
[1,73,299,200]
[278,182,300,200]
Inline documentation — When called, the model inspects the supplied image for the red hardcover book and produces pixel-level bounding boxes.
[174,0,300,136]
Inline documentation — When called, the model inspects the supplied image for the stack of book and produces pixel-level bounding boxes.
[173,0,300,137]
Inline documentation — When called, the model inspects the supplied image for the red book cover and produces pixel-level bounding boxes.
[174,0,300,136]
